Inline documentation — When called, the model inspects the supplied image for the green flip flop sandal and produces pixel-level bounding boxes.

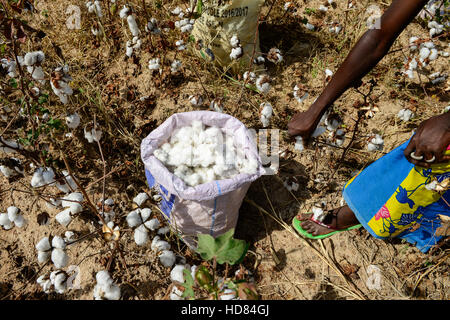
[292,215,362,240]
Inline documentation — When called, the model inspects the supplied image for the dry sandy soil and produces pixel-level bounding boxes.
[0,0,449,300]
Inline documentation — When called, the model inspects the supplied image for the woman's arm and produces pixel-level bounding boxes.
[288,0,429,138]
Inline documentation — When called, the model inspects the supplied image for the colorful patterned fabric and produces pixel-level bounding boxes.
[343,138,450,252]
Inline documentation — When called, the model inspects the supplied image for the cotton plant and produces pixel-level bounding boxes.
[0,206,27,229]
[50,65,73,105]
[328,22,342,34]
[229,35,243,60]
[153,121,258,187]
[36,236,70,268]
[55,192,84,227]
[93,270,121,300]
[367,134,384,152]
[259,102,273,128]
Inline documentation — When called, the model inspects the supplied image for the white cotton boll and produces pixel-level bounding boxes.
[256,75,271,94]
[140,208,152,222]
[56,208,73,227]
[404,69,414,79]
[429,48,438,61]
[326,118,341,131]
[144,218,160,231]
[133,192,149,206]
[397,109,414,122]
[431,75,447,84]
[419,47,431,61]
[52,236,66,249]
[27,66,46,83]
[243,71,256,83]
[230,35,240,47]
[368,134,384,152]
[189,95,203,107]
[151,236,170,252]
[51,248,69,268]
[65,113,80,129]
[170,286,184,300]
[180,23,193,33]
[0,213,13,230]
[230,47,243,60]
[42,168,55,185]
[13,214,26,228]
[36,237,51,252]
[7,206,19,222]
[325,69,333,78]
[37,251,51,263]
[159,250,176,268]
[119,5,129,18]
[319,5,328,12]
[148,58,160,71]
[409,37,419,51]
[61,192,83,208]
[64,231,76,242]
[408,58,418,70]
[96,270,113,286]
[54,273,67,294]
[134,225,149,246]
[127,15,140,37]
[84,127,102,143]
[305,22,315,30]
[171,264,188,283]
[312,207,326,222]
[171,60,182,73]
[0,165,15,178]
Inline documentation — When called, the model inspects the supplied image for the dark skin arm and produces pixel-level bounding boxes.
[403,112,450,168]
[288,0,428,136]
[287,0,450,166]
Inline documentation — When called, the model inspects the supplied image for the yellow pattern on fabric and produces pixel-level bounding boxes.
[366,152,450,238]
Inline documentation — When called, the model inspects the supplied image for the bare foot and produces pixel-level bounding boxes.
[296,206,359,236]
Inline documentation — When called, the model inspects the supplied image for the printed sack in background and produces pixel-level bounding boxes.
[140,111,264,247]
[191,0,264,73]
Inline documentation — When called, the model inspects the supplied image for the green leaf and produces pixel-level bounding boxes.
[196,229,249,265]
[181,269,195,299]
[197,0,203,14]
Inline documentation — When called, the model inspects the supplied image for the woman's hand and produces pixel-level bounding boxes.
[404,112,450,168]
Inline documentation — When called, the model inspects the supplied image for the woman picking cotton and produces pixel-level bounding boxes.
[288,0,449,253]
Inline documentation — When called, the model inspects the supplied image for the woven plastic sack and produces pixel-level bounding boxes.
[140,111,264,247]
[190,0,264,73]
